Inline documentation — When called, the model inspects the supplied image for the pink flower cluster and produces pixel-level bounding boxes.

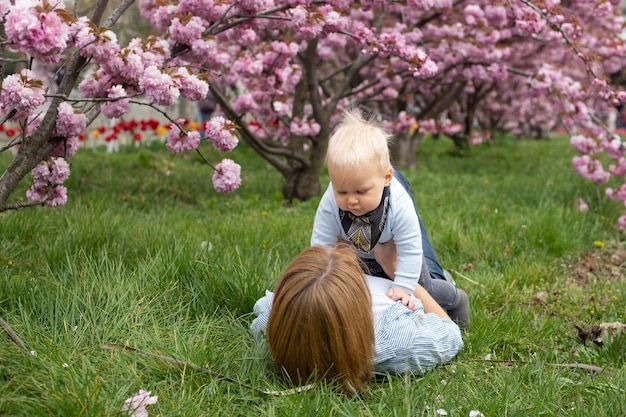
[572,155,610,184]
[166,119,201,153]
[289,117,321,137]
[570,134,602,155]
[418,118,463,136]
[54,102,87,139]
[383,111,417,134]
[212,159,242,193]
[163,113,242,193]
[4,2,69,63]
[570,130,626,229]
[100,85,130,119]
[49,136,81,159]
[204,117,239,152]
[26,158,71,207]
[0,69,46,119]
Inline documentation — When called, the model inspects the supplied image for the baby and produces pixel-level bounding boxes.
[310,108,470,328]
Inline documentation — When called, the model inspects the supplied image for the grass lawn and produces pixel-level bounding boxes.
[1,135,625,416]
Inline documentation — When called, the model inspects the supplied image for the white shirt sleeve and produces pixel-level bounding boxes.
[310,183,343,248]
[249,291,274,342]
[373,299,463,374]
[385,179,423,294]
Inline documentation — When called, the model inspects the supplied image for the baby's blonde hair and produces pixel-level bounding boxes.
[326,108,392,175]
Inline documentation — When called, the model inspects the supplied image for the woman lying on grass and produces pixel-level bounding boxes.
[250,243,464,395]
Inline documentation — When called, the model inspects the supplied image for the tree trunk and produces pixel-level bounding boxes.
[282,162,322,201]
[390,131,422,168]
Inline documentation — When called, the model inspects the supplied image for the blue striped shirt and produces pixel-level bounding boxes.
[250,275,464,375]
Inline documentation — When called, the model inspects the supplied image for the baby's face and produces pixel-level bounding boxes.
[329,164,392,216]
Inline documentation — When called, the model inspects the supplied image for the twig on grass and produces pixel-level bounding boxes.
[461,358,603,373]
[449,269,487,288]
[101,343,315,396]
[1,317,28,352]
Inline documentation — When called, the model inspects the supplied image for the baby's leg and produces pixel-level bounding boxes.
[420,260,470,330]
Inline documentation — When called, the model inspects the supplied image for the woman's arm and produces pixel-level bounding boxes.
[373,301,463,375]
[250,291,274,341]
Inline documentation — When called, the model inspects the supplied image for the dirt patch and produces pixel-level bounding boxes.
[566,245,626,287]
[564,244,626,345]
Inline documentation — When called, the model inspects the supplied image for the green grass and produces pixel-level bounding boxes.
[1,136,625,416]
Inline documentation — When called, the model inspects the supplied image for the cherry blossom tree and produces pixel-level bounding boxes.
[2,0,626,229]
[139,0,626,207]
[0,0,241,211]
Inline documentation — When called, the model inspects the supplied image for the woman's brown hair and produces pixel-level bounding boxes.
[267,244,375,395]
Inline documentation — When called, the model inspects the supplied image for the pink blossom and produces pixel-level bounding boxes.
[0,0,10,17]
[606,184,626,201]
[440,119,463,135]
[236,0,275,15]
[26,185,68,207]
[187,37,219,62]
[515,11,543,35]
[289,6,324,39]
[576,198,589,212]
[140,2,176,32]
[166,123,201,153]
[572,156,610,184]
[50,136,81,158]
[27,158,71,207]
[26,186,47,203]
[383,111,417,133]
[322,9,351,31]
[604,138,626,159]
[173,68,209,102]
[464,5,485,26]
[48,158,71,184]
[100,52,144,88]
[414,59,438,77]
[484,5,508,27]
[101,85,130,119]
[178,0,229,21]
[247,120,268,139]
[570,134,601,155]
[46,186,68,207]
[212,159,242,193]
[289,117,321,136]
[54,103,87,139]
[204,117,239,152]
[272,101,290,116]
[78,67,110,98]
[121,389,158,417]
[618,215,626,231]
[127,37,170,69]
[4,2,70,63]
[169,15,206,45]
[233,93,261,113]
[71,17,120,62]
[233,58,264,77]
[139,66,179,106]
[0,69,46,119]
[609,158,626,176]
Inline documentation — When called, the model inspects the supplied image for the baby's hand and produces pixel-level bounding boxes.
[386,287,416,312]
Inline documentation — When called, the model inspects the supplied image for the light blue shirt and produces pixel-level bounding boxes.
[310,176,423,295]
[250,275,463,375]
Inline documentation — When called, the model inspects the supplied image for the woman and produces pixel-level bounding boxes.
[250,244,463,395]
